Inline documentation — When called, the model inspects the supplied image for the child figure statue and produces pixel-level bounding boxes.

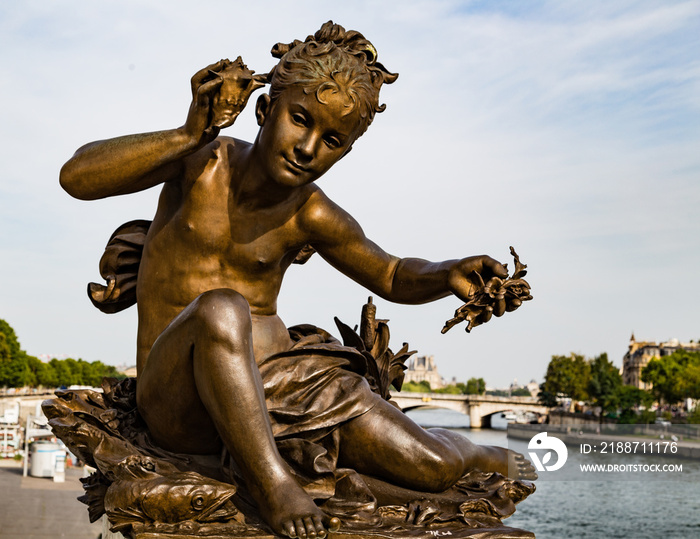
[59,22,536,539]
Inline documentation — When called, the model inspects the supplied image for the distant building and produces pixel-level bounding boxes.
[526,380,540,398]
[507,378,539,397]
[120,365,137,378]
[404,355,444,389]
[622,333,700,389]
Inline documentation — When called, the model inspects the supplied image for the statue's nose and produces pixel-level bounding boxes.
[294,134,318,164]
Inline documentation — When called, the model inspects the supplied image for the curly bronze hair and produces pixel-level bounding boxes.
[268,21,398,137]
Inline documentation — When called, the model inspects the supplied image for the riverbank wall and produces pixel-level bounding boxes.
[507,423,700,460]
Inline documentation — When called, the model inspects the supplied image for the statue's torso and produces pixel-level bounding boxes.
[135,139,312,369]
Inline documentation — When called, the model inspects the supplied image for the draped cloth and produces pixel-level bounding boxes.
[262,324,378,440]
[87,219,150,313]
[255,324,383,521]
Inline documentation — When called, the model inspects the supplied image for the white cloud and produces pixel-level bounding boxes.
[1,0,698,387]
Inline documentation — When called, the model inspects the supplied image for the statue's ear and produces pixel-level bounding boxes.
[256,94,271,126]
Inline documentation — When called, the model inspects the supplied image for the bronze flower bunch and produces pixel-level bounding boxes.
[442,247,532,334]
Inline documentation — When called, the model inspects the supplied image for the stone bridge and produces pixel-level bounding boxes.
[389,391,549,428]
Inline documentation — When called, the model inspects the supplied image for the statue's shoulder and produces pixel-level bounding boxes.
[180,136,250,185]
[216,134,248,151]
[297,185,358,237]
[183,135,241,163]
[298,185,334,220]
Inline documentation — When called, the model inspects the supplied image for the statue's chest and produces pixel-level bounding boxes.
[176,197,299,274]
[176,215,288,269]
[175,155,303,272]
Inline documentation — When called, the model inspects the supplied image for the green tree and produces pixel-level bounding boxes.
[540,353,591,410]
[49,358,76,387]
[641,350,700,405]
[587,353,622,420]
[463,377,486,395]
[616,385,654,424]
[65,358,83,384]
[0,319,21,359]
[0,319,33,388]
[511,387,532,397]
[688,405,700,424]
[38,362,59,388]
[685,362,700,401]
[26,355,43,387]
[537,382,558,407]
[86,360,123,385]
[433,384,462,395]
[402,380,431,392]
[0,319,125,389]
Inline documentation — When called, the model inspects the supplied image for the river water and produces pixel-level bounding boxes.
[405,408,700,538]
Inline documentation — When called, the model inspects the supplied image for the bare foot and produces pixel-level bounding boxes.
[475,446,538,481]
[507,449,538,480]
[252,475,340,538]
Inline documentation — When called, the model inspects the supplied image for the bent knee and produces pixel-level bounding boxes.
[191,289,252,341]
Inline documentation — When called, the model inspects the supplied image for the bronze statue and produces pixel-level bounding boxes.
[52,22,536,539]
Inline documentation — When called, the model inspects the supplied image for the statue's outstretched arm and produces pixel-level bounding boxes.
[304,190,509,307]
[60,58,264,201]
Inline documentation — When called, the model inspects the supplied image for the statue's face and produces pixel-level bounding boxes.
[255,85,362,187]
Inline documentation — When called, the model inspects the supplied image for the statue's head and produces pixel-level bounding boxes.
[265,21,398,139]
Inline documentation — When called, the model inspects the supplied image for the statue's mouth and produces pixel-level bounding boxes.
[284,156,309,174]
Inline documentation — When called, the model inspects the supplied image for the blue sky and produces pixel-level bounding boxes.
[1,0,698,387]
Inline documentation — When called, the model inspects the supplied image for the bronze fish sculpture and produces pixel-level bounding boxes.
[104,470,240,534]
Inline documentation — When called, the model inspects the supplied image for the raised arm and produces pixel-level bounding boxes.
[303,191,509,305]
[60,58,264,200]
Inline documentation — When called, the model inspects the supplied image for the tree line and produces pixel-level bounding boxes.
[402,377,487,395]
[0,319,123,389]
[539,350,700,423]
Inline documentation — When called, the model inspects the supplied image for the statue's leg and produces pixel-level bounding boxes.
[136,288,333,538]
[337,397,537,488]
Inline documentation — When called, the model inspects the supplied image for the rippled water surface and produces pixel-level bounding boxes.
[405,408,700,539]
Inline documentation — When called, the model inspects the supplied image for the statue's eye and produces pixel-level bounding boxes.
[292,112,308,126]
[324,136,342,149]
[191,494,206,511]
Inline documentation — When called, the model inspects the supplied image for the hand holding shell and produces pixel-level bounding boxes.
[195,57,268,133]
[442,247,532,334]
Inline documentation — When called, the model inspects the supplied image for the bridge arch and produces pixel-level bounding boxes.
[403,405,471,428]
[390,392,549,428]
[481,409,544,429]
